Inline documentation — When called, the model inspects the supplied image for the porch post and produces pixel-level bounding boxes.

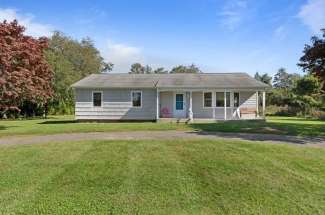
[224,90,227,120]
[256,91,259,117]
[262,91,266,118]
[189,91,193,122]
[156,89,159,121]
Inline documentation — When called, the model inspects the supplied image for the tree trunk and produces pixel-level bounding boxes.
[44,102,48,119]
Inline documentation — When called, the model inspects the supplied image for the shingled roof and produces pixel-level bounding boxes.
[71,73,270,90]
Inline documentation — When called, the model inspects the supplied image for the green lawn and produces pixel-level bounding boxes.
[190,116,325,137]
[0,139,324,214]
[0,115,187,137]
[0,115,325,137]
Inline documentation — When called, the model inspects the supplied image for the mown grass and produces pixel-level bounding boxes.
[190,116,325,137]
[0,139,324,214]
[0,115,325,137]
[0,115,187,137]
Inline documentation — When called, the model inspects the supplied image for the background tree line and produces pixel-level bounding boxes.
[0,20,324,118]
[253,29,325,118]
[255,68,324,118]
[129,63,201,74]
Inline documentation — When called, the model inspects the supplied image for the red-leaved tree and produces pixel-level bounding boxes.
[0,20,53,116]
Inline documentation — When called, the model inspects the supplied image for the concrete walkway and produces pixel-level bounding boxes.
[0,131,325,148]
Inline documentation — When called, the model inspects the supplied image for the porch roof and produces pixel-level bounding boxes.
[71,73,270,90]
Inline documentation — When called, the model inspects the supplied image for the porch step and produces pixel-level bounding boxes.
[158,118,191,124]
[158,117,265,123]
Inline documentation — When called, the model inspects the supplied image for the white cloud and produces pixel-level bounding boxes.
[274,25,287,40]
[101,40,144,72]
[217,0,248,30]
[298,0,325,33]
[0,8,53,37]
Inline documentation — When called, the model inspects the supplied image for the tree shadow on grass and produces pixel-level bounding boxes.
[38,120,77,125]
[187,130,325,145]
[0,125,19,131]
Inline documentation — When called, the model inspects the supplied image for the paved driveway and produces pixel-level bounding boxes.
[0,131,325,148]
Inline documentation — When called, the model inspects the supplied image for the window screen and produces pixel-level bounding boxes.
[234,92,240,107]
[203,92,212,107]
[93,92,102,107]
[132,91,142,107]
[216,92,230,107]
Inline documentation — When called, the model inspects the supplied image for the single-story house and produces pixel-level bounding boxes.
[71,73,269,121]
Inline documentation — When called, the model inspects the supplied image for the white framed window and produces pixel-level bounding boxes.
[216,92,230,107]
[203,92,212,108]
[92,91,103,107]
[234,92,240,107]
[131,91,142,107]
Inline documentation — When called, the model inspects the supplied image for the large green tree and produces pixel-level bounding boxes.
[298,29,325,90]
[46,32,110,114]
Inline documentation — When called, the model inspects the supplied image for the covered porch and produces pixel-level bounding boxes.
[156,89,266,122]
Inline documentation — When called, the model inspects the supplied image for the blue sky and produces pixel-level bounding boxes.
[0,0,324,76]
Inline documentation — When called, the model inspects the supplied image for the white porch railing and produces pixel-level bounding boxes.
[157,90,266,121]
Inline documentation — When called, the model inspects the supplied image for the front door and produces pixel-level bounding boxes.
[174,93,186,118]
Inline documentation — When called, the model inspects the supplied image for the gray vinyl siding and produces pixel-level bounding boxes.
[214,108,234,119]
[75,89,92,102]
[74,89,258,120]
[238,91,257,119]
[239,92,257,108]
[159,92,190,118]
[192,92,213,118]
[75,88,157,120]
